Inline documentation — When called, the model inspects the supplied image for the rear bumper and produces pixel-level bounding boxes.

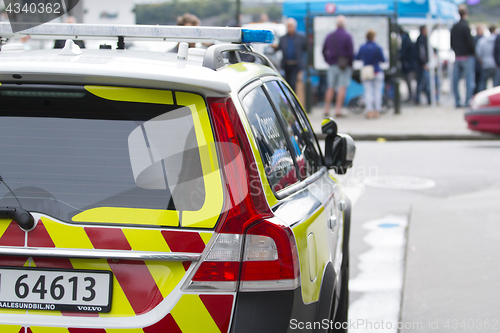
[465,109,500,134]
[230,287,317,333]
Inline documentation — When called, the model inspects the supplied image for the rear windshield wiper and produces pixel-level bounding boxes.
[0,207,35,230]
[0,175,35,230]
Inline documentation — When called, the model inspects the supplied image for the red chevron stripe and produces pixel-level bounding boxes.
[107,259,163,315]
[0,221,25,246]
[0,256,28,267]
[68,328,106,332]
[182,261,191,271]
[143,313,182,333]
[27,328,33,333]
[199,294,234,333]
[18,328,24,333]
[85,227,131,250]
[32,257,73,269]
[27,220,55,248]
[161,231,205,253]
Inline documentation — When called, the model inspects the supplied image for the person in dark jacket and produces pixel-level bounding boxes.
[275,18,307,91]
[322,15,354,117]
[494,32,500,86]
[415,25,431,105]
[450,5,475,107]
[473,24,484,94]
[399,27,417,102]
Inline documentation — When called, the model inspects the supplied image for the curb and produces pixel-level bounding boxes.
[315,133,500,141]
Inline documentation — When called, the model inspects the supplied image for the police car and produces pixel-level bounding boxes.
[0,23,355,333]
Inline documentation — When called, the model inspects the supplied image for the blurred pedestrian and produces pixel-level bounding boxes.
[356,30,385,119]
[494,29,500,86]
[177,13,201,48]
[399,27,417,103]
[322,15,353,117]
[275,18,307,91]
[451,5,475,107]
[416,25,431,105]
[476,25,498,92]
[54,16,85,49]
[473,24,485,94]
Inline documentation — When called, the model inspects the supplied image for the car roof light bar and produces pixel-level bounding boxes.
[0,23,274,44]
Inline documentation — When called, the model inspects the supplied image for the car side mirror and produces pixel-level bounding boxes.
[322,118,356,174]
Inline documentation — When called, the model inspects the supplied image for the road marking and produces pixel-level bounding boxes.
[364,176,436,190]
[348,215,407,332]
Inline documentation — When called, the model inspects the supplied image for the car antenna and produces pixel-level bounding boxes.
[0,175,23,208]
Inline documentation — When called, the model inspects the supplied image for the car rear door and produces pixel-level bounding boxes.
[261,79,343,303]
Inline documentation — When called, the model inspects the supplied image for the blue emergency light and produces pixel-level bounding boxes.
[241,29,275,44]
[0,22,275,44]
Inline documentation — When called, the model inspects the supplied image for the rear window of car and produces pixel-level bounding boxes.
[0,85,223,228]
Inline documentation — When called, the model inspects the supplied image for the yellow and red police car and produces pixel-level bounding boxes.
[0,23,354,333]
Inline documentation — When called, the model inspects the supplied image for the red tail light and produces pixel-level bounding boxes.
[207,97,272,234]
[241,221,300,281]
[184,97,299,292]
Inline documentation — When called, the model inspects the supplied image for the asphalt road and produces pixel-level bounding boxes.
[327,141,500,332]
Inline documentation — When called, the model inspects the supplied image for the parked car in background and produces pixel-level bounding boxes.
[466,86,500,134]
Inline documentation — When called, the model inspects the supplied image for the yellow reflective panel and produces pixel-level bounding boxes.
[70,259,136,317]
[30,327,69,333]
[0,219,12,238]
[85,86,173,105]
[28,309,61,316]
[199,232,213,245]
[0,308,25,314]
[106,329,144,333]
[145,261,185,298]
[72,208,179,227]
[171,294,220,333]
[42,217,93,249]
[123,228,171,252]
[176,92,224,229]
[0,325,22,333]
[292,207,328,304]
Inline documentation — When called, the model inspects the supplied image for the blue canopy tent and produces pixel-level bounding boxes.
[282,0,460,109]
[282,0,460,29]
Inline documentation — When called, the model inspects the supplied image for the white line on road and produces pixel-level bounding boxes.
[348,215,408,332]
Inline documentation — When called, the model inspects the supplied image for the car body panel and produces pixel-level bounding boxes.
[233,75,343,306]
[466,86,500,134]
[465,108,500,134]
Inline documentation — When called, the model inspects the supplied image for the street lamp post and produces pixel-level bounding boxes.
[236,0,241,26]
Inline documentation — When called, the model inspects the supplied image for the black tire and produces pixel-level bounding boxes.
[330,260,349,333]
[329,199,351,333]
[348,96,365,114]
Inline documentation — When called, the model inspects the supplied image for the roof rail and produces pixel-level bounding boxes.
[0,23,274,45]
[203,44,278,71]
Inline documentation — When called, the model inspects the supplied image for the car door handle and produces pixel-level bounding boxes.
[328,216,337,230]
[338,200,347,212]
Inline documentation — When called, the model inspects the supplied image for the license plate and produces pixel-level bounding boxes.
[0,267,113,313]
